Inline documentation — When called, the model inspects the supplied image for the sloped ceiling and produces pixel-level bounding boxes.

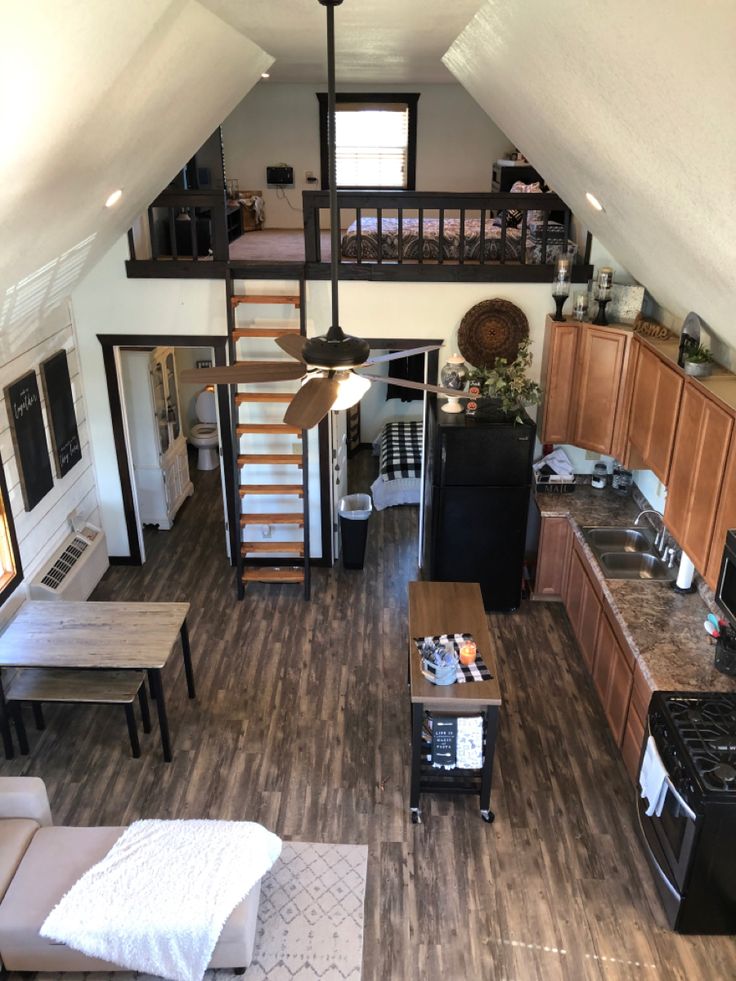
[444,0,736,347]
[0,0,272,341]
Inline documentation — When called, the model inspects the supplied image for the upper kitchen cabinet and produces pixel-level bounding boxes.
[539,317,633,456]
[626,339,683,484]
[664,384,734,574]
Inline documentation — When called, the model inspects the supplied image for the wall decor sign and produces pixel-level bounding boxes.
[4,370,54,511]
[40,350,82,478]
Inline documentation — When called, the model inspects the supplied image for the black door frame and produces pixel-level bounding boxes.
[98,333,235,565]
[318,337,440,565]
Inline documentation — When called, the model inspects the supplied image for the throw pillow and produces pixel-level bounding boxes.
[509,179,547,225]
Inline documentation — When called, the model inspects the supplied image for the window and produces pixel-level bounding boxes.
[317,93,419,190]
[0,453,22,606]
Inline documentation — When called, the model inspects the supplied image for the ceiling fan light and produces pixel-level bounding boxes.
[331,372,371,411]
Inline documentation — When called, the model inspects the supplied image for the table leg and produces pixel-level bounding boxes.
[0,675,14,760]
[138,685,152,734]
[124,704,141,759]
[147,669,172,762]
[10,702,28,755]
[479,707,499,823]
[180,619,196,699]
[410,702,423,824]
[32,703,46,730]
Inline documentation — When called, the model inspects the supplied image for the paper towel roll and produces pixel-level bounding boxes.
[676,551,695,590]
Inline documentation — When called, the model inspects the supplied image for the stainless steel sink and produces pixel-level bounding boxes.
[597,551,675,581]
[584,527,653,553]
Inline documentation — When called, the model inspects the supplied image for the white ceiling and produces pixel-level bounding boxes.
[444,0,736,351]
[200,0,484,83]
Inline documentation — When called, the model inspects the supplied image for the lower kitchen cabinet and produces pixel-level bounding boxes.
[592,612,635,746]
[621,662,655,782]
[564,543,601,672]
[533,515,572,599]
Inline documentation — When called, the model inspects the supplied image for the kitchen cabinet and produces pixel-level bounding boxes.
[664,384,734,575]
[533,515,572,599]
[621,662,655,783]
[705,434,736,589]
[563,541,601,672]
[539,318,632,455]
[627,340,683,484]
[592,612,635,746]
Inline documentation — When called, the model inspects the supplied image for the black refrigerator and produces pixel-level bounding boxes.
[422,399,536,612]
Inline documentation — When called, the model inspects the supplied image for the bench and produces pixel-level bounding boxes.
[5,669,151,758]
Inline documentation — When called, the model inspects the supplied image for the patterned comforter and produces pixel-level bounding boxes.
[341,216,569,264]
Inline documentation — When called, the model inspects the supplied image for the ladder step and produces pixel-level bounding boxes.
[240,513,304,527]
[237,423,302,436]
[234,393,293,404]
[238,453,303,468]
[231,294,301,309]
[239,484,304,497]
[233,327,301,340]
[242,541,305,556]
[242,568,305,584]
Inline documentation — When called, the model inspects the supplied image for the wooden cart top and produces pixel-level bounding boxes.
[408,581,502,710]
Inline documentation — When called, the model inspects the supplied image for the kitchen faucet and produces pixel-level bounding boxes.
[635,509,668,556]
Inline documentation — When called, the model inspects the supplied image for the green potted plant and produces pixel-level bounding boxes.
[683,343,714,378]
[466,339,542,422]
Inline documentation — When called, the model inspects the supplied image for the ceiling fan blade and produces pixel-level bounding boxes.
[284,376,341,429]
[360,372,470,400]
[179,362,306,385]
[363,344,444,366]
[275,334,307,361]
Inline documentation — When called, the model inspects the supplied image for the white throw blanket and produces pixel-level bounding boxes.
[41,819,282,981]
[639,735,668,817]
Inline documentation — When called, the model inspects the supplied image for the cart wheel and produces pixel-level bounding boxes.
[480,809,495,824]
[410,808,422,825]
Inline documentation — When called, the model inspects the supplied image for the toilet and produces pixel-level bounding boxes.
[189,387,219,470]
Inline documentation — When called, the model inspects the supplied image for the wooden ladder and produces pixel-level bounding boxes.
[227,273,310,600]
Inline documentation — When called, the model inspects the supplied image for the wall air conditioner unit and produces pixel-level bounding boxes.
[29,524,109,601]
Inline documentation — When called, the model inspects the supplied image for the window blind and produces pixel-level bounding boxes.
[335,106,409,188]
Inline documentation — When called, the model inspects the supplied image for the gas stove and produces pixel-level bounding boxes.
[660,692,736,796]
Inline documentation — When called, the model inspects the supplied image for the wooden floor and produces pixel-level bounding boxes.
[3,451,735,981]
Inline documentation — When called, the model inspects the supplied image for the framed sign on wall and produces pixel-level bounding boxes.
[4,370,54,511]
[40,350,82,478]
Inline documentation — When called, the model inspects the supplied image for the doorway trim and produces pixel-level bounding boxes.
[98,333,234,565]
[318,337,440,565]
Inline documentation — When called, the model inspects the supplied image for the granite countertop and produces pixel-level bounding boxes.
[536,485,736,694]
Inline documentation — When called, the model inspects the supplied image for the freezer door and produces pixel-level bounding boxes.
[440,421,535,486]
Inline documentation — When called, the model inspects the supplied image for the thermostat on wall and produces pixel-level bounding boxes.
[266,165,294,186]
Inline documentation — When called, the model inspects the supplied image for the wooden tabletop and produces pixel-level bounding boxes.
[0,601,190,670]
[408,581,502,710]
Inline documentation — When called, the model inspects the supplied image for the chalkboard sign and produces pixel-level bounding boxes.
[40,350,82,478]
[4,370,54,511]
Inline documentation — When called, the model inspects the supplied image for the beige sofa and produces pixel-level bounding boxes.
[0,777,261,973]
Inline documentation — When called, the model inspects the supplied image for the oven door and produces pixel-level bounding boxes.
[637,731,699,895]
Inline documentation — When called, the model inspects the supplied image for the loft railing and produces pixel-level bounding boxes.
[128,189,229,263]
[303,189,586,269]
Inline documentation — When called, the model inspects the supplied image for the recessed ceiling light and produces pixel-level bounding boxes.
[585,192,604,212]
[105,189,123,208]
[261,72,270,79]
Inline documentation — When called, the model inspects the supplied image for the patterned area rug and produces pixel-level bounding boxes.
[240,841,368,980]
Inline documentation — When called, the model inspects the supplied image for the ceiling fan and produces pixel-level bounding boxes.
[181,0,465,429]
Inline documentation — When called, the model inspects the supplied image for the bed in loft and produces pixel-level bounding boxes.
[371,420,423,511]
[340,215,570,264]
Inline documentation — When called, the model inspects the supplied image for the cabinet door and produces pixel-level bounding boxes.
[665,385,734,574]
[565,545,601,671]
[627,343,683,484]
[704,434,736,589]
[621,701,646,782]
[572,326,630,454]
[593,614,634,746]
[534,515,572,599]
[540,322,578,444]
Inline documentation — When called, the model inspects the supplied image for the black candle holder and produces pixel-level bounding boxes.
[552,294,567,322]
[593,296,610,326]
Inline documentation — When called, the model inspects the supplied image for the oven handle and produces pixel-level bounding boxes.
[635,798,681,901]
[642,723,697,823]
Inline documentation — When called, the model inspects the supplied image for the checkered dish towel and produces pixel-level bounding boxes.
[414,633,493,683]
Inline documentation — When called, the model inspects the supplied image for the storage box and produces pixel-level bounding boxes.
[239,190,264,232]
[534,473,576,494]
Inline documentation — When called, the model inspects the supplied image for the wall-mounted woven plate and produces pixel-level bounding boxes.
[457,299,529,369]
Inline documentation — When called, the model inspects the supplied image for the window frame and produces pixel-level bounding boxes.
[0,451,23,607]
[317,92,419,191]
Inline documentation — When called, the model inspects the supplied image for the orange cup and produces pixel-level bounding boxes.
[459,641,477,666]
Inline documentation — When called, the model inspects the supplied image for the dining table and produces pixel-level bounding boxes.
[0,601,194,762]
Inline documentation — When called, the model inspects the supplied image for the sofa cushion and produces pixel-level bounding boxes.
[0,819,38,902]
[0,825,259,972]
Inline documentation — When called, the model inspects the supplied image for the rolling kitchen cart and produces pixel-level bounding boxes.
[408,581,502,823]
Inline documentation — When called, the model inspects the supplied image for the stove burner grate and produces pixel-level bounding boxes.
[662,693,736,795]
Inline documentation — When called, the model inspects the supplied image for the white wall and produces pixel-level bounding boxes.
[222,83,514,228]
[0,301,100,622]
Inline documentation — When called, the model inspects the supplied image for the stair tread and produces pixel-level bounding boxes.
[242,541,305,555]
[242,568,305,583]
[240,513,304,526]
[231,294,301,308]
[233,327,301,339]
[237,423,302,435]
[239,484,304,496]
[234,393,293,404]
[238,453,303,466]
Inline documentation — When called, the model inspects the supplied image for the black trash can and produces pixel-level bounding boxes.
[339,493,372,569]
